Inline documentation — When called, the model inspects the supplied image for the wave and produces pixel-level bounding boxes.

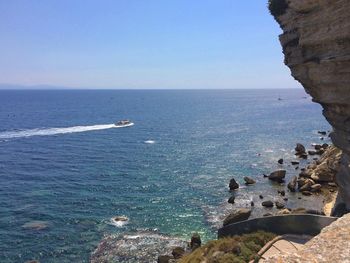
[144,140,155,144]
[0,123,134,139]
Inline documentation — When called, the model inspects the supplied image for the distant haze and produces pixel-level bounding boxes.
[0,1,300,89]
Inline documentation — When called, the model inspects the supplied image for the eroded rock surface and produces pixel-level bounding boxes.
[270,0,350,210]
[264,213,350,262]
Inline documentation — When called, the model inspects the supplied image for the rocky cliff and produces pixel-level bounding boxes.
[269,0,350,213]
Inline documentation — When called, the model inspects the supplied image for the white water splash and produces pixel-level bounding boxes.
[0,123,134,139]
[144,140,155,144]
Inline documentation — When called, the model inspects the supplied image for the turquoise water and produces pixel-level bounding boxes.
[0,89,330,262]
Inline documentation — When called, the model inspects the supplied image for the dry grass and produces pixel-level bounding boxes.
[179,231,276,263]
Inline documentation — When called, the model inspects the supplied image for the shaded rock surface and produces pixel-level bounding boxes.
[268,170,286,182]
[271,0,350,210]
[223,208,251,226]
[229,178,239,190]
[244,176,256,185]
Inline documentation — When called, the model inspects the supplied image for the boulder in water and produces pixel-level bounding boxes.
[244,176,256,185]
[223,208,251,226]
[262,200,274,208]
[229,178,239,190]
[268,170,286,182]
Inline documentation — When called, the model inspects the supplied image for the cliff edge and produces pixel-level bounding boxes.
[269,0,350,213]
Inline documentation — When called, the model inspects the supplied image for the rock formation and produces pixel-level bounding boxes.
[269,0,350,213]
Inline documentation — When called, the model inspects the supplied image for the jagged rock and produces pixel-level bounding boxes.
[171,247,185,259]
[278,158,284,164]
[271,0,350,209]
[268,170,286,182]
[158,255,172,263]
[322,143,329,149]
[227,196,235,204]
[299,153,308,159]
[311,183,322,192]
[314,144,322,150]
[295,143,306,154]
[275,201,285,209]
[277,208,291,215]
[299,179,315,192]
[328,182,337,187]
[190,233,201,250]
[262,200,274,208]
[229,178,239,190]
[300,146,342,182]
[318,131,327,135]
[308,150,317,155]
[278,190,286,196]
[288,176,297,192]
[299,170,310,178]
[223,208,251,226]
[244,176,256,185]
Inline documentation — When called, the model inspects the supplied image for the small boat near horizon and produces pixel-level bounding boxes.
[115,119,134,127]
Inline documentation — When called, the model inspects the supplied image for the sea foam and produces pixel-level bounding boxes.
[0,123,134,139]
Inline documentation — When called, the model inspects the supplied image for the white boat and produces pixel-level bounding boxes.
[115,120,134,127]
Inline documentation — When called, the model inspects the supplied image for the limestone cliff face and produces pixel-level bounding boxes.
[270,0,350,211]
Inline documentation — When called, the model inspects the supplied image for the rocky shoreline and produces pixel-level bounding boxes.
[90,132,341,263]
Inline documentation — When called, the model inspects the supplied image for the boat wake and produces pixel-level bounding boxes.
[0,123,134,140]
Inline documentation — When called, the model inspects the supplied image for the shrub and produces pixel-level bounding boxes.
[179,231,276,263]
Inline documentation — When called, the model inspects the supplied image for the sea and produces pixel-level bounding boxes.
[0,89,330,262]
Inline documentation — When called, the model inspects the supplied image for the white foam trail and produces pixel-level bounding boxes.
[0,123,134,139]
[144,140,155,144]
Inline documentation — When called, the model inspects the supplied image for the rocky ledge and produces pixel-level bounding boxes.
[264,212,350,262]
[269,0,350,212]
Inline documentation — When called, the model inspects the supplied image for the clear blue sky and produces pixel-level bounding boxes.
[0,0,300,89]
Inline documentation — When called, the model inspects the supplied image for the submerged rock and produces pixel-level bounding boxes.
[21,220,49,231]
[244,176,256,185]
[91,232,187,263]
[262,200,274,208]
[223,208,251,226]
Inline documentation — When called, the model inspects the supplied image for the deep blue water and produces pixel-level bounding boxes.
[0,89,330,262]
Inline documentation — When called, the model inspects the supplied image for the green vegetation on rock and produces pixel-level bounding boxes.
[179,231,276,263]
